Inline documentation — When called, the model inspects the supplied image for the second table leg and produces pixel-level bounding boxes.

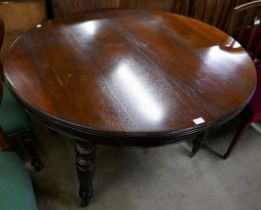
[75,141,96,207]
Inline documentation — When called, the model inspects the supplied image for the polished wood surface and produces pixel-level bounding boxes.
[4,10,257,146]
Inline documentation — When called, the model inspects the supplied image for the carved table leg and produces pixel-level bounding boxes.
[76,141,96,207]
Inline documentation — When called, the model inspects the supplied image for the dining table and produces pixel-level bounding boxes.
[3,9,257,206]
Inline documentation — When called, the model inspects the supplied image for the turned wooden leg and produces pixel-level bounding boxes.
[76,141,96,207]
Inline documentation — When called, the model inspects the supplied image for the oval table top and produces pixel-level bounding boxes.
[4,10,257,146]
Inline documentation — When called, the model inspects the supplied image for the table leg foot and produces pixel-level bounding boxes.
[79,188,93,207]
[223,153,230,160]
[76,141,96,207]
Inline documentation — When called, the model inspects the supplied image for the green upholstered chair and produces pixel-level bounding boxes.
[0,73,38,210]
[0,18,42,171]
[0,83,31,136]
[0,129,38,210]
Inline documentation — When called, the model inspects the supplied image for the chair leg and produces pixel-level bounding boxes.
[9,129,43,171]
[223,119,251,159]
[24,136,44,171]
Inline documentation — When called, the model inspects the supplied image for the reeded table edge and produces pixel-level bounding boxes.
[4,78,252,146]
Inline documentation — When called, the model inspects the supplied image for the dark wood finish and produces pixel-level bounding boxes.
[235,0,261,11]
[46,0,54,19]
[171,0,190,16]
[46,0,257,33]
[190,133,208,158]
[76,141,95,206]
[227,0,261,45]
[49,0,175,17]
[4,10,257,145]
[3,10,257,205]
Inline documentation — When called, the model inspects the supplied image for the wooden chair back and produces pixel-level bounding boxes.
[172,0,247,32]
[190,0,229,29]
[228,0,261,63]
[172,0,191,16]
[47,0,176,19]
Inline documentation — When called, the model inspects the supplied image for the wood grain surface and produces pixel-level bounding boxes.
[4,10,257,146]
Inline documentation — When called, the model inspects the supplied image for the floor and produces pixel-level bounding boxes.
[25,118,261,210]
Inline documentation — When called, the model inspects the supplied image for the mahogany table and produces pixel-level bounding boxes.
[4,10,257,206]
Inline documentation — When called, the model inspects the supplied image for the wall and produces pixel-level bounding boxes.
[50,0,252,31]
[0,1,45,60]
[51,0,175,16]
